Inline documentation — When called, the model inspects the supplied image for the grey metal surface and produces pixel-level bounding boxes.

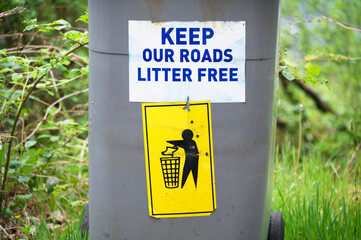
[89,0,280,239]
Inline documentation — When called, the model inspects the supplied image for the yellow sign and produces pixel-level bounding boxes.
[142,101,216,218]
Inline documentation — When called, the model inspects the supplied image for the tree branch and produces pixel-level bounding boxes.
[280,75,334,114]
[15,88,89,148]
[321,16,361,32]
[0,74,46,214]
[0,4,26,18]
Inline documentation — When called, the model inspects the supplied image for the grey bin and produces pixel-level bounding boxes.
[88,0,281,239]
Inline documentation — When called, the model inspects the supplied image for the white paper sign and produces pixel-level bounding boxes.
[129,21,246,103]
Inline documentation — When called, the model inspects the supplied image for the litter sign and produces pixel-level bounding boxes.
[129,21,246,103]
[142,101,216,218]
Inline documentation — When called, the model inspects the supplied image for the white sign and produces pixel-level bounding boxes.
[129,21,246,103]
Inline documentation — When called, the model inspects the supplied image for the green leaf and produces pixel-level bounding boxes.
[17,194,33,202]
[305,62,321,76]
[38,157,48,164]
[37,65,51,79]
[9,160,22,169]
[43,149,53,158]
[23,18,38,32]
[50,136,60,142]
[64,30,89,44]
[7,56,17,63]
[0,49,7,56]
[76,12,88,23]
[38,19,71,32]
[11,73,23,82]
[18,176,30,183]
[80,67,89,76]
[53,19,71,29]
[20,227,31,236]
[57,119,78,126]
[54,64,68,72]
[50,58,57,67]
[282,69,295,81]
[25,140,37,149]
[4,207,13,217]
[46,89,54,96]
[0,68,15,74]
[303,76,318,88]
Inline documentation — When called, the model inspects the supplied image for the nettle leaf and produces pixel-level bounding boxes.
[80,67,89,76]
[5,207,13,217]
[37,65,51,79]
[305,62,321,76]
[50,58,57,67]
[64,30,88,44]
[303,76,318,88]
[282,69,295,81]
[0,68,15,74]
[55,64,68,72]
[39,19,71,32]
[9,160,22,169]
[25,140,37,149]
[57,119,78,126]
[67,69,79,78]
[18,176,30,183]
[11,73,23,82]
[0,49,7,56]
[7,56,17,63]
[46,90,54,96]
[36,83,46,88]
[16,193,33,203]
[23,18,38,32]
[50,136,60,142]
[53,19,71,29]
[76,12,88,24]
[43,149,53,158]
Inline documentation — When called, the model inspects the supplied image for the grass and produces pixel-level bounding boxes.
[20,144,360,239]
[272,144,361,239]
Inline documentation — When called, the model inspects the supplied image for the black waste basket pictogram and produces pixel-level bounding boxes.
[160,157,180,188]
[160,146,180,188]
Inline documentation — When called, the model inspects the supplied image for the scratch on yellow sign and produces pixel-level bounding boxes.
[142,101,216,218]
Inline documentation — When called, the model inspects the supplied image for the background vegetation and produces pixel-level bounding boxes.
[0,0,360,239]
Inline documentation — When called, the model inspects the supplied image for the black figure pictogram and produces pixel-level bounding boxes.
[167,129,199,188]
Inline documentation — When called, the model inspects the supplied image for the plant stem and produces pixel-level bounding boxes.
[295,104,303,173]
[0,74,46,215]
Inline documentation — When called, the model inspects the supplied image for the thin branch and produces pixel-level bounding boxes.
[4,45,88,65]
[0,224,10,238]
[321,16,361,32]
[280,75,334,114]
[295,104,303,173]
[0,4,26,18]
[59,130,80,148]
[0,74,46,214]
[0,33,25,39]
[15,88,89,148]
[64,42,88,56]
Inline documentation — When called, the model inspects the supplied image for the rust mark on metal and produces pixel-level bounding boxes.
[199,0,225,20]
[143,0,166,21]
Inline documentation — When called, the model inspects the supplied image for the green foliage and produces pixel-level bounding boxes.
[273,145,361,239]
[278,0,361,155]
[0,3,89,238]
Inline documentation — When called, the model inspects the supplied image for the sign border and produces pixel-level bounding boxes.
[142,102,216,217]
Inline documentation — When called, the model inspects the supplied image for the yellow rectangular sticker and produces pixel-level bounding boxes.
[142,101,216,218]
